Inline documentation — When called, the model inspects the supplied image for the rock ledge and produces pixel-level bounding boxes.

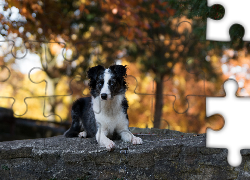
[0,128,249,179]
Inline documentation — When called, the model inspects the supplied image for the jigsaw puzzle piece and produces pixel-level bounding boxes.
[145,59,205,114]
[206,79,250,167]
[42,75,90,121]
[0,40,48,116]
[150,94,211,133]
[28,41,69,95]
[126,64,155,96]
[25,41,89,120]
[207,0,250,41]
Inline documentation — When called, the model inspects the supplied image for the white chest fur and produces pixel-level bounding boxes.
[92,94,128,135]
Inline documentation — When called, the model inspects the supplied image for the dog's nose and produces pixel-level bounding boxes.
[101,93,107,100]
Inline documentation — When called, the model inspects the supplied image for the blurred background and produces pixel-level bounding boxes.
[0,0,249,141]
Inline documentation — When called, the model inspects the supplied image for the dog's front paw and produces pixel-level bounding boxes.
[105,140,115,151]
[78,131,87,138]
[132,136,143,145]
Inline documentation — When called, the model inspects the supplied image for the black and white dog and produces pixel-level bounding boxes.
[64,65,142,151]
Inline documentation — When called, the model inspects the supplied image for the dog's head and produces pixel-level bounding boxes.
[87,65,127,100]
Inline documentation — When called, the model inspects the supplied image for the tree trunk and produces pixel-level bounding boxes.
[153,75,164,128]
[45,77,57,121]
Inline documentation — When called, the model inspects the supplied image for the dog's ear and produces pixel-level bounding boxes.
[109,65,127,78]
[87,65,105,80]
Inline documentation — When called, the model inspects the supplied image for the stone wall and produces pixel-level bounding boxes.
[0,128,249,179]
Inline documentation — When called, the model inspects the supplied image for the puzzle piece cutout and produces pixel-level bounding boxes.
[0,40,49,116]
[207,0,250,41]
[206,79,250,167]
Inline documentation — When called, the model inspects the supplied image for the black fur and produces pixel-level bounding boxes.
[121,97,129,120]
[87,65,105,98]
[108,65,128,98]
[64,97,97,138]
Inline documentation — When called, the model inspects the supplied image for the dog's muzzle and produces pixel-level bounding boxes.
[101,93,108,100]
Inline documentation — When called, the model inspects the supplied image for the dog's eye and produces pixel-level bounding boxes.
[98,81,104,87]
[109,81,115,86]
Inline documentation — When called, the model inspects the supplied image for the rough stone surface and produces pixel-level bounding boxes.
[0,128,249,179]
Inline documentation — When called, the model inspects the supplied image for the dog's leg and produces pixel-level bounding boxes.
[131,135,143,145]
[117,128,143,145]
[64,119,81,137]
[64,107,81,138]
[96,128,115,151]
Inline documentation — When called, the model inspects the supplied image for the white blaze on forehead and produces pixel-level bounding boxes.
[101,69,111,95]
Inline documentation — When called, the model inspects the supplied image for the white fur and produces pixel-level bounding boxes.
[100,69,112,100]
[78,131,87,138]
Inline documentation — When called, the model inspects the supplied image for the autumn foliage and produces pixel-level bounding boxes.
[0,0,249,134]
